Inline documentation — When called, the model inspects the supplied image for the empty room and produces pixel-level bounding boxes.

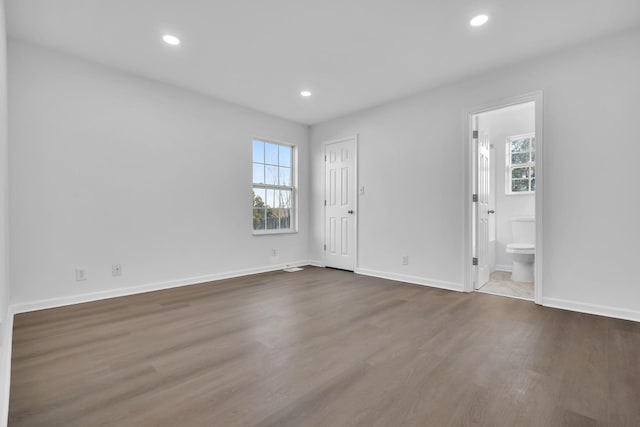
[0,1,639,426]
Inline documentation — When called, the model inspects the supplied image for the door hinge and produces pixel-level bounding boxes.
[472,194,478,202]
[324,244,326,251]
[324,155,327,161]
[472,257,478,266]
[472,130,479,139]
[324,200,327,206]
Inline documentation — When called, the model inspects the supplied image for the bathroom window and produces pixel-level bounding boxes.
[252,139,297,234]
[506,133,535,194]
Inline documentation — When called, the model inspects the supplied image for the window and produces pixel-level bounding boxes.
[252,139,296,233]
[506,133,535,194]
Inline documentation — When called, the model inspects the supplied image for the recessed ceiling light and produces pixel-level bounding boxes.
[162,34,181,45]
[300,90,312,97]
[470,14,489,27]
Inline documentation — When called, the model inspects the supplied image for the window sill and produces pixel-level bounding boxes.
[253,229,298,236]
[505,192,535,196]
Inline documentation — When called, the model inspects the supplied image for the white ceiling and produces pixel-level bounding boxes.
[6,0,640,125]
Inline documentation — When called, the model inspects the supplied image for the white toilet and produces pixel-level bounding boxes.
[506,217,535,282]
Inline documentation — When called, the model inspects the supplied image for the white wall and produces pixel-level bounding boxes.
[310,29,640,318]
[479,103,535,271]
[8,40,310,307]
[0,0,10,420]
[0,1,7,316]
[311,91,467,290]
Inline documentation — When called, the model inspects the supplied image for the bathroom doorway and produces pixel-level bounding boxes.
[465,93,543,304]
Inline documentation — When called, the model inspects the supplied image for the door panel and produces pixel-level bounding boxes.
[341,168,349,205]
[476,130,491,288]
[341,218,349,255]
[325,138,356,270]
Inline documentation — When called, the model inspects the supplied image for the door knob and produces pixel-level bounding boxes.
[487,210,495,214]
[348,210,354,214]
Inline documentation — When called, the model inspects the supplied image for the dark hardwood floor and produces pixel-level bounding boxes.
[8,267,640,426]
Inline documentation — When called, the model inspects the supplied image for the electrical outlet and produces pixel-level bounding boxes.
[271,248,277,257]
[402,255,409,266]
[112,264,122,277]
[75,268,86,281]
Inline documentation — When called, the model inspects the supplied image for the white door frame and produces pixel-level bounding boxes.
[463,91,544,304]
[323,135,359,271]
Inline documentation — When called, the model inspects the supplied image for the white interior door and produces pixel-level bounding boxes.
[476,129,491,288]
[324,138,356,271]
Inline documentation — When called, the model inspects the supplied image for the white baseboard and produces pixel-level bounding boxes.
[307,260,325,267]
[496,264,512,272]
[10,260,313,315]
[356,268,464,292]
[543,297,640,323]
[1,310,14,427]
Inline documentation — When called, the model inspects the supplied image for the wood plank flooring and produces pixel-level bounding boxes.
[9,267,640,426]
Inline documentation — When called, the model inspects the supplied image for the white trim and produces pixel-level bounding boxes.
[0,310,14,427]
[495,264,513,272]
[252,229,298,236]
[322,135,358,271]
[477,289,533,302]
[356,268,464,292]
[307,260,325,268]
[463,91,544,305]
[543,297,640,323]
[504,192,535,197]
[533,96,544,305]
[10,260,312,314]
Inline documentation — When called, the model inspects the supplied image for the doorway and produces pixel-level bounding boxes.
[324,136,358,271]
[465,93,543,304]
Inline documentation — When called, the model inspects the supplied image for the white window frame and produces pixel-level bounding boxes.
[252,138,297,235]
[505,133,536,195]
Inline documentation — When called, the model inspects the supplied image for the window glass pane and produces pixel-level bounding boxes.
[512,179,529,192]
[273,191,282,208]
[279,167,292,186]
[512,167,529,179]
[531,151,535,162]
[531,178,536,191]
[511,139,529,153]
[531,138,536,151]
[279,209,291,229]
[277,190,292,208]
[279,145,291,167]
[512,152,530,164]
[266,208,279,229]
[252,163,264,184]
[265,189,275,208]
[252,140,264,163]
[253,208,266,230]
[265,143,278,165]
[253,188,266,207]
[265,165,278,185]
[530,167,535,178]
